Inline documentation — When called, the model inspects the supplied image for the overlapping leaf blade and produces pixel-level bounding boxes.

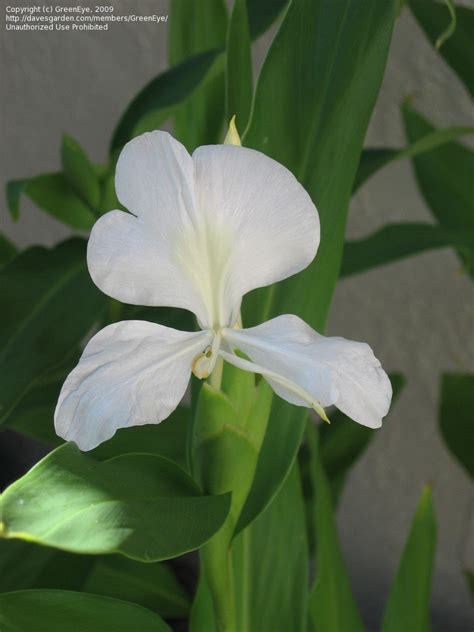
[0,540,190,619]
[0,234,17,269]
[0,590,171,632]
[233,463,309,631]
[0,239,105,424]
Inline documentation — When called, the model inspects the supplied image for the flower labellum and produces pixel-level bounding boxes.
[55,128,392,451]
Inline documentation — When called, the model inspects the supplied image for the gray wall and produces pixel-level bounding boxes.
[2,2,473,629]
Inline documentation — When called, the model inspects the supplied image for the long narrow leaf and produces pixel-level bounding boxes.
[381,486,437,632]
[110,50,224,155]
[410,1,474,96]
[341,223,474,278]
[354,125,474,192]
[307,425,364,632]
[237,0,396,534]
[402,103,474,276]
[439,373,474,479]
[169,0,228,150]
[226,0,253,130]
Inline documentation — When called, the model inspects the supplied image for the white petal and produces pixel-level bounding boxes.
[89,134,319,329]
[192,144,320,325]
[222,315,392,428]
[88,132,214,325]
[87,210,210,323]
[55,321,211,450]
[115,131,196,232]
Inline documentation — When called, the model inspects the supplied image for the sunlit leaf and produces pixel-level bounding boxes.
[0,444,231,562]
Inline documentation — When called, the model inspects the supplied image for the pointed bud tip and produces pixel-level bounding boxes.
[224,115,241,146]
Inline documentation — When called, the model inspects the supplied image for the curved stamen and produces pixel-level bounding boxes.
[218,348,329,422]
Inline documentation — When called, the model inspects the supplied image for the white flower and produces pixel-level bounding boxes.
[55,131,392,451]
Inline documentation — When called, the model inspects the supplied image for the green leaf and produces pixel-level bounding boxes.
[341,223,474,278]
[91,405,191,471]
[246,0,288,39]
[24,173,96,229]
[319,373,405,502]
[402,103,474,276]
[381,486,436,632]
[464,570,474,601]
[439,373,474,479]
[5,180,27,221]
[232,462,309,632]
[61,134,100,209]
[189,575,218,632]
[354,125,474,192]
[110,50,224,155]
[238,0,396,533]
[0,540,189,618]
[0,239,105,425]
[0,590,171,632]
[307,425,364,632]
[410,1,474,96]
[169,0,228,150]
[3,380,64,446]
[0,234,17,269]
[0,540,93,593]
[226,0,253,131]
[83,556,190,619]
[0,444,231,562]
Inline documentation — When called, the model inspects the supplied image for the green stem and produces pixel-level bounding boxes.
[201,520,237,632]
[210,355,224,390]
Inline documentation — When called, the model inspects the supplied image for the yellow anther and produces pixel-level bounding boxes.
[192,346,213,379]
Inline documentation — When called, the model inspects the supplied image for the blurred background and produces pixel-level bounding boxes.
[1,1,473,629]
